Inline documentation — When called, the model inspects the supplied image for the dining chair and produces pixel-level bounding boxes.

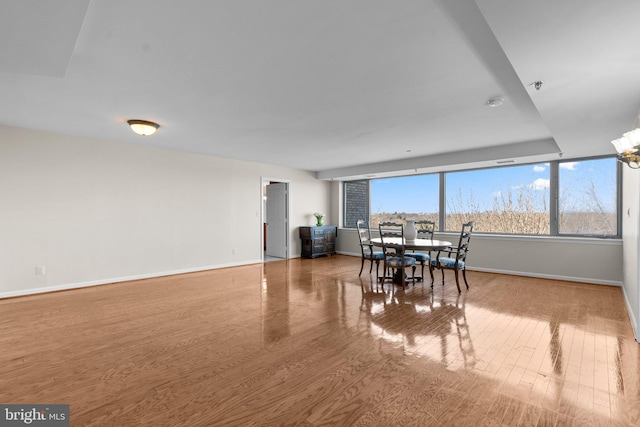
[378,221,416,285]
[406,220,435,283]
[430,221,473,293]
[356,220,384,278]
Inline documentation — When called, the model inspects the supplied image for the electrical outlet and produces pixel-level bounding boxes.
[35,266,46,275]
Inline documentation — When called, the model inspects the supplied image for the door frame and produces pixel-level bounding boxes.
[261,177,290,261]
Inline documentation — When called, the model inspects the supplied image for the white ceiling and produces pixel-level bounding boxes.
[1,0,639,180]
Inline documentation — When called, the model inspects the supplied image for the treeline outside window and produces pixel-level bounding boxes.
[344,157,619,237]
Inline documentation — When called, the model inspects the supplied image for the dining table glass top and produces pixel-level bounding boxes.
[370,237,452,250]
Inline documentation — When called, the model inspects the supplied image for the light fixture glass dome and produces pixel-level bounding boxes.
[127,119,159,136]
[611,113,640,168]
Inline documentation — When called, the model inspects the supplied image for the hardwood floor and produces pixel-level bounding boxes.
[1,255,638,426]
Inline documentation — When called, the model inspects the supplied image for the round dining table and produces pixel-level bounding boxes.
[371,237,452,252]
[370,237,452,284]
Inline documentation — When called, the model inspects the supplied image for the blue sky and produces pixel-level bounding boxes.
[370,158,616,213]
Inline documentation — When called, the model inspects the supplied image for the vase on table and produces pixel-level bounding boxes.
[405,220,417,241]
[314,213,324,227]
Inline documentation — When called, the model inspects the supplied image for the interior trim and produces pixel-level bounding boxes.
[0,259,262,300]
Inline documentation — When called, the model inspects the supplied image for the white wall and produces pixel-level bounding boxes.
[0,125,331,297]
[621,166,640,340]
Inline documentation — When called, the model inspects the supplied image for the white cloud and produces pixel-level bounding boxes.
[533,165,546,172]
[492,191,503,197]
[529,178,550,190]
[560,162,579,170]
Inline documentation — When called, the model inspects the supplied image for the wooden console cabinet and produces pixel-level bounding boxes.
[299,226,337,258]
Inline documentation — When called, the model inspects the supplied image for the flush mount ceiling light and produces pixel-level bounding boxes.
[611,111,640,169]
[485,97,503,107]
[127,119,159,136]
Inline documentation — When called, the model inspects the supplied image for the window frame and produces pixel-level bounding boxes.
[342,155,621,239]
[555,155,621,238]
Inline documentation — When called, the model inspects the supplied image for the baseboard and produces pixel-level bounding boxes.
[337,251,361,257]
[0,259,263,299]
[338,252,621,287]
[620,284,640,343]
[468,266,622,287]
[1,255,627,305]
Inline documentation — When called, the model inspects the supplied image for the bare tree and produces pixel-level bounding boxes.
[368,160,615,236]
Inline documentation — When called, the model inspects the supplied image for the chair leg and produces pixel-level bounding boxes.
[453,269,461,293]
[369,258,374,274]
[379,262,386,283]
[462,268,469,289]
[429,264,434,287]
[359,257,365,276]
[441,269,445,285]
[375,260,380,281]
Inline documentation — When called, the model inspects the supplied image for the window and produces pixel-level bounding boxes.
[558,157,618,236]
[446,164,550,234]
[343,156,620,238]
[370,174,439,229]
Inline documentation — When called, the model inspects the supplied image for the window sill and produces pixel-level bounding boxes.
[436,232,622,245]
[339,227,622,245]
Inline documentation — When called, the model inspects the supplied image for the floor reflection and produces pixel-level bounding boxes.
[548,318,564,375]
[615,336,626,395]
[261,263,290,343]
[356,273,638,422]
[358,277,477,368]
[262,257,640,425]
[3,256,638,426]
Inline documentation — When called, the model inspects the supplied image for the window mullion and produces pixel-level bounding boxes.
[439,172,446,232]
[617,161,623,237]
[550,161,559,235]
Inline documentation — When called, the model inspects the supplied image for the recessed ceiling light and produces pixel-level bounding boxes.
[485,97,504,107]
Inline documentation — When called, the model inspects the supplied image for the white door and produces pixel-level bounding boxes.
[266,183,288,258]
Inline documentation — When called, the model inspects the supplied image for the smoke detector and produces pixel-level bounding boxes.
[485,97,504,107]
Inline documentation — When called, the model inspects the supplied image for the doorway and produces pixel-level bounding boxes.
[262,178,289,262]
